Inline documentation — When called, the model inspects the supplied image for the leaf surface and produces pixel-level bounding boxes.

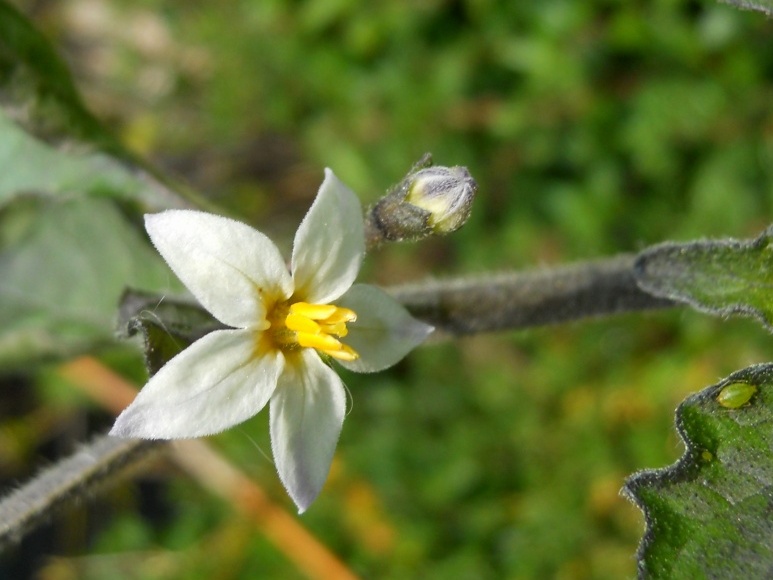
[0,198,184,368]
[0,2,219,368]
[635,229,773,331]
[623,364,773,578]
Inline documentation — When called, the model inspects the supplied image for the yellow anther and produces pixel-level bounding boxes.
[323,344,359,361]
[296,331,343,351]
[290,302,337,320]
[270,300,359,359]
[322,307,357,324]
[285,312,321,334]
[320,321,348,337]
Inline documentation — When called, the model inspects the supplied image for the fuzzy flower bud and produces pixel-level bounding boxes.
[404,166,476,234]
[365,155,477,246]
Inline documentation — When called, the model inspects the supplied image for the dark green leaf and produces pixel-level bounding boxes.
[623,364,773,578]
[635,229,773,331]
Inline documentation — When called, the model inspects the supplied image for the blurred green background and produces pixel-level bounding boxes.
[4,0,773,578]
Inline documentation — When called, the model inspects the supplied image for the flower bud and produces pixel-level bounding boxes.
[364,155,478,247]
[404,166,477,234]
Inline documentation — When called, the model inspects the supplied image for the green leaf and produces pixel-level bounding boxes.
[635,229,773,331]
[0,197,185,369]
[0,0,112,148]
[118,290,222,375]
[0,0,207,212]
[0,113,186,212]
[0,2,225,368]
[719,0,773,16]
[623,364,773,578]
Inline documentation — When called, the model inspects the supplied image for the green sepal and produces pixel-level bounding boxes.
[118,289,223,376]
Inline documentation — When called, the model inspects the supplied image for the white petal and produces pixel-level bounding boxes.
[145,210,293,329]
[335,284,433,373]
[110,329,284,439]
[291,169,365,304]
[270,349,346,513]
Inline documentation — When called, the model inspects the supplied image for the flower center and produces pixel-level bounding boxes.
[267,300,359,361]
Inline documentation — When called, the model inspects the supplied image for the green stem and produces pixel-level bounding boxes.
[391,254,677,335]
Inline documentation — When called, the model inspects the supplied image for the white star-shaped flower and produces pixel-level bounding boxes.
[110,169,433,512]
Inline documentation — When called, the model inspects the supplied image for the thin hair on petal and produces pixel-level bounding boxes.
[236,427,274,466]
[341,377,354,417]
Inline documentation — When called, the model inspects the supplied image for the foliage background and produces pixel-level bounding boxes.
[2,0,773,578]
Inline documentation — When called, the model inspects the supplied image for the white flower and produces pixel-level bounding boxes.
[110,169,433,512]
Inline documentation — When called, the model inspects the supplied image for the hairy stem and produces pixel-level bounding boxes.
[0,435,163,551]
[0,255,678,552]
[390,254,677,335]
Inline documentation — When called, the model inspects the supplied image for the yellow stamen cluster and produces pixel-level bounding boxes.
[270,300,358,361]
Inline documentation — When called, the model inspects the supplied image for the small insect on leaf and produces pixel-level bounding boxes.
[716,382,757,409]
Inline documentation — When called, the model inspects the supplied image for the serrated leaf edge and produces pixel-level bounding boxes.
[621,362,773,579]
